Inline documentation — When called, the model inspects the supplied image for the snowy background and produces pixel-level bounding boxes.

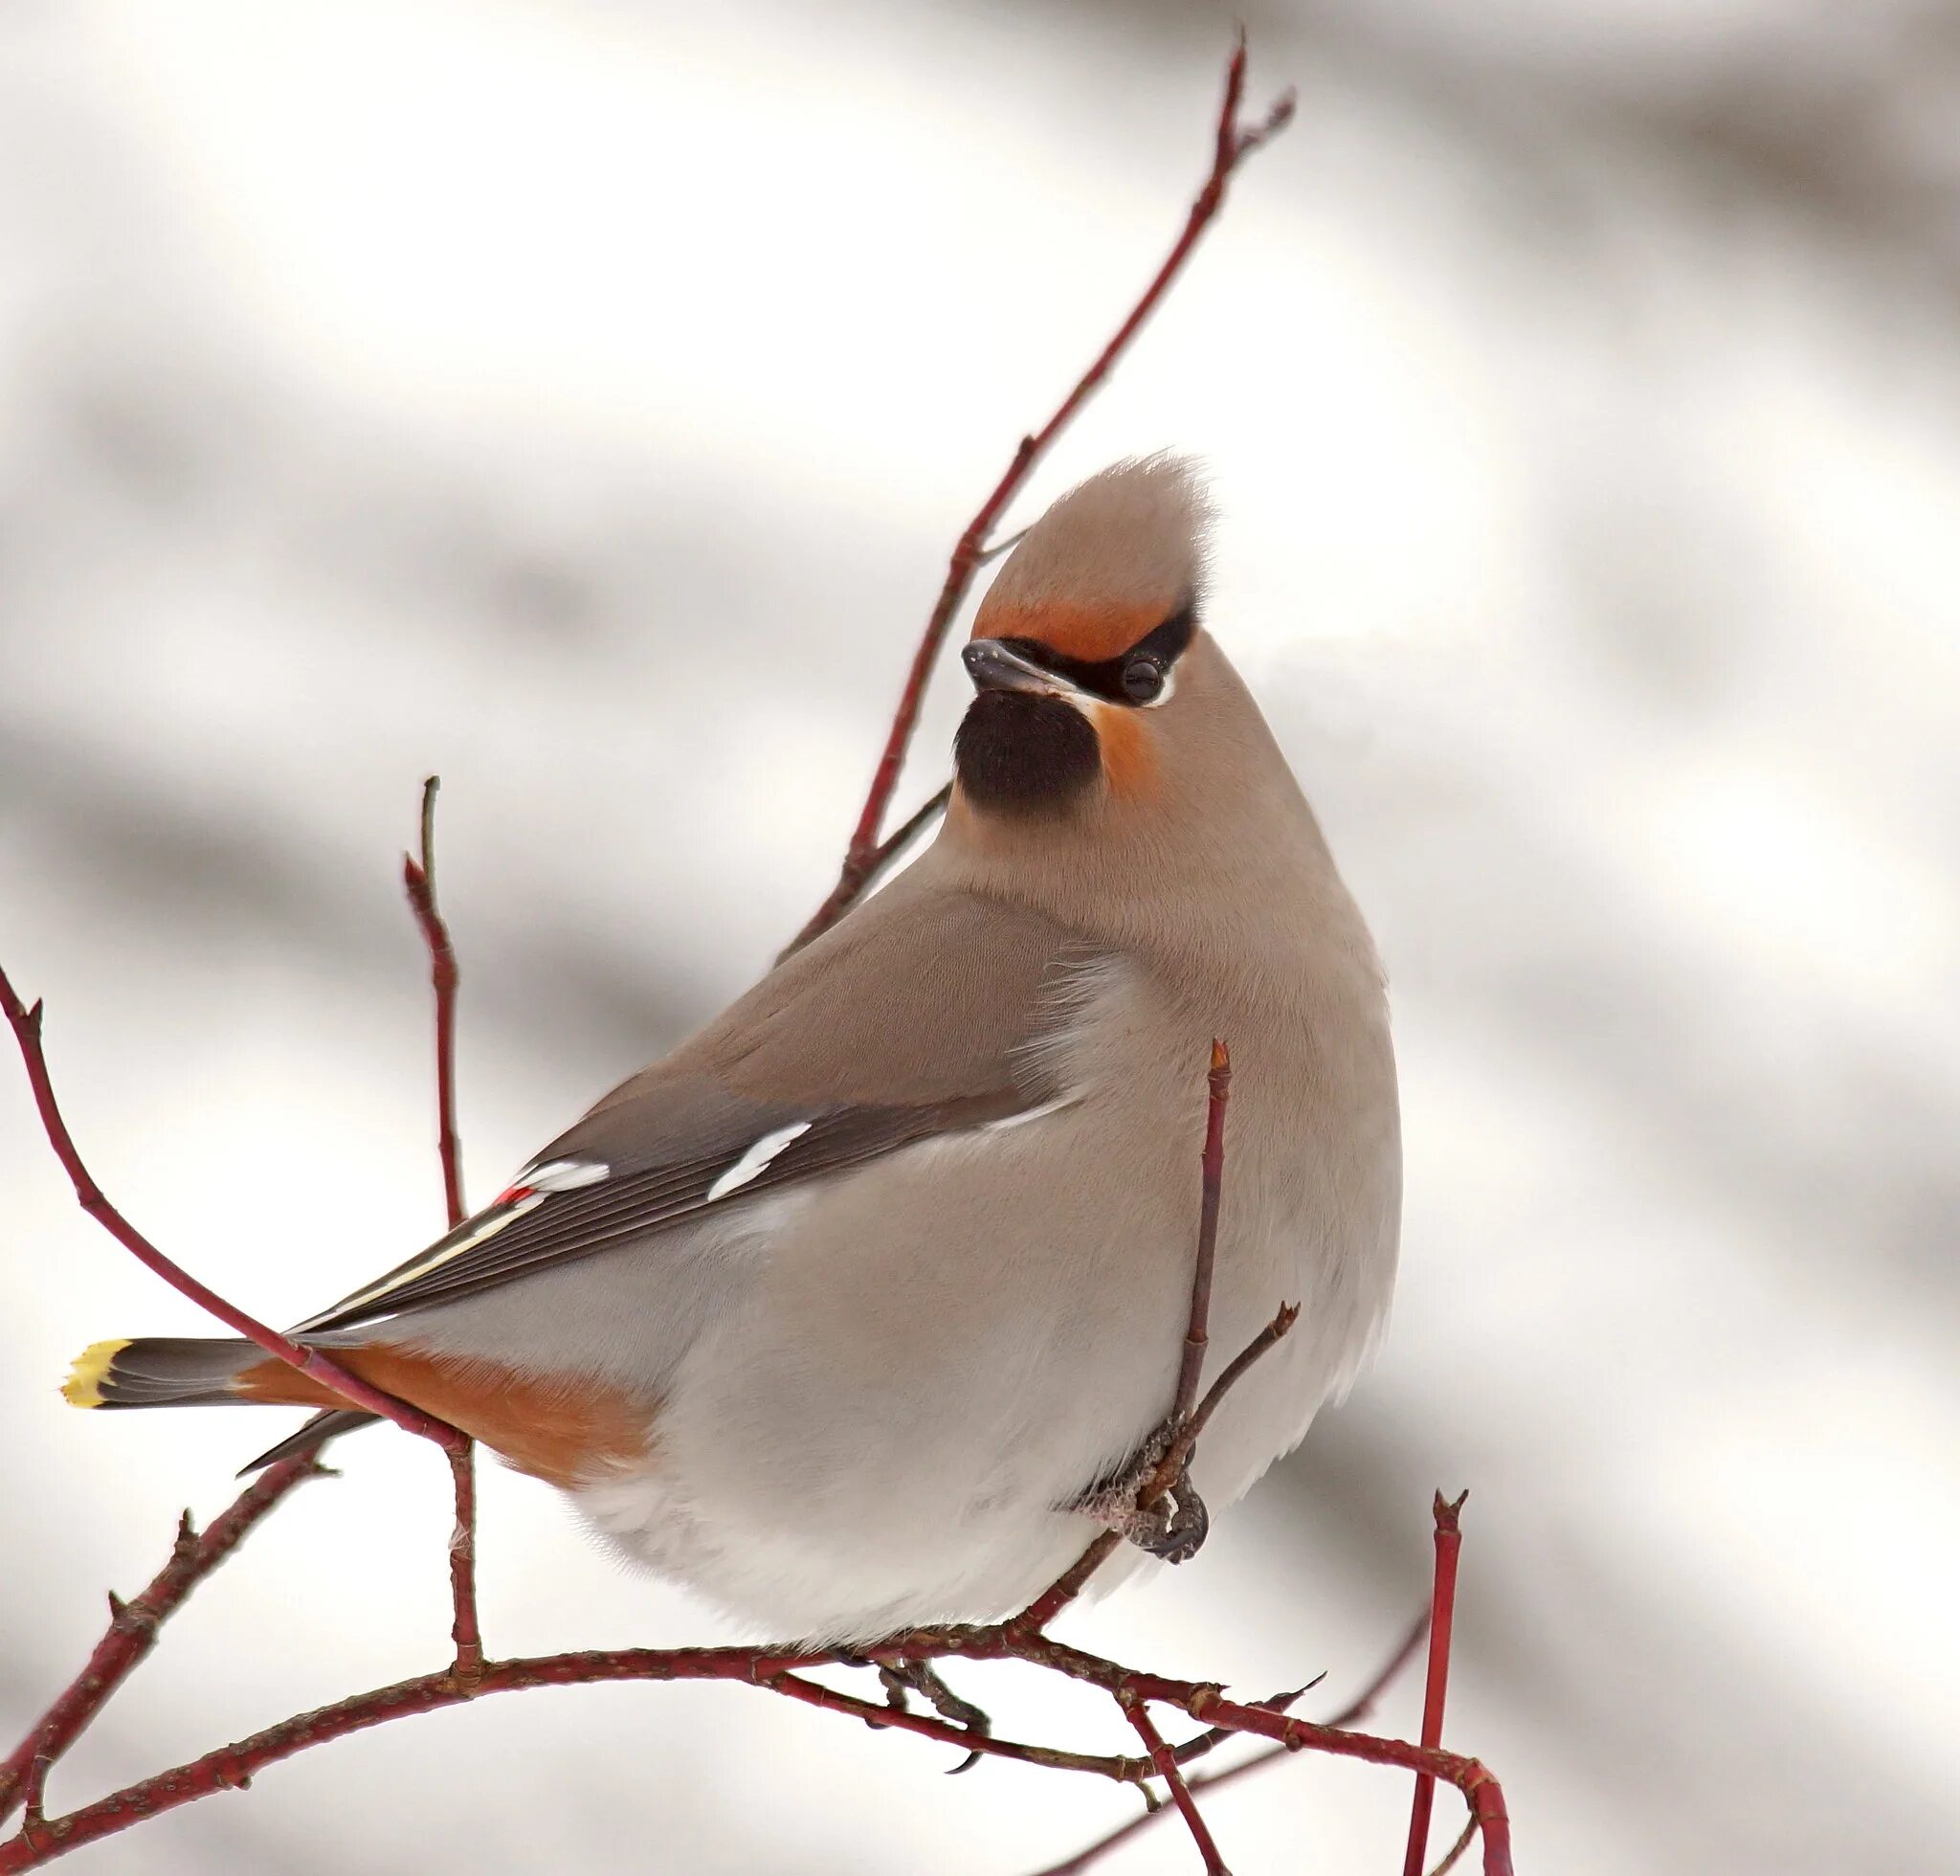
[3,2,1957,1870]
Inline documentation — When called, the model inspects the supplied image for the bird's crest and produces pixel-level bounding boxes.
[974,455,1211,663]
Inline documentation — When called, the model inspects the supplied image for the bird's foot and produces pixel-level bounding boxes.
[1073,1431,1210,1565]
[877,1658,992,1774]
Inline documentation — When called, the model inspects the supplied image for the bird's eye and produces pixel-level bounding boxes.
[1121,657,1164,704]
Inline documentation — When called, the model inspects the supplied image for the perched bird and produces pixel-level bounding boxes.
[63,457,1400,1646]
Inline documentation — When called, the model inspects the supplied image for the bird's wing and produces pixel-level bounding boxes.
[297,872,1086,1334]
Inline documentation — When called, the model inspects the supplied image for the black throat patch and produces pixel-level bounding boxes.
[954,691,1100,815]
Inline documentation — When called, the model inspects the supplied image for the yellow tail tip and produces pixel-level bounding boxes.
[63,1339,131,1408]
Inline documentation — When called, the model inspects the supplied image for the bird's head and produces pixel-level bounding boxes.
[953,455,1230,826]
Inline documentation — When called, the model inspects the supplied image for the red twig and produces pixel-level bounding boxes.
[0,972,460,1449]
[1121,1693,1230,1873]
[443,1440,481,1687]
[0,1457,326,1827]
[788,33,1296,952]
[776,783,952,963]
[1015,1034,1297,1638]
[1173,1040,1232,1419]
[0,1643,1158,1871]
[1428,1813,1481,1876]
[400,774,464,1231]
[1170,1675,1323,1769]
[0,1601,1515,1876]
[1402,1490,1469,1876]
[1191,1310,1299,1430]
[761,1670,1148,1785]
[1014,1299,1296,1635]
[984,1634,1510,1876]
[399,776,482,1684]
[1029,1614,1430,1876]
[0,780,483,1817]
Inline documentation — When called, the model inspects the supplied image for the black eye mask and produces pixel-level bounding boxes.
[995,603,1196,707]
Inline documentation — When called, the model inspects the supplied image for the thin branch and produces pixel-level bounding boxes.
[1011,1034,1298,1635]
[0,782,483,1809]
[982,1634,1511,1876]
[1428,1812,1481,1876]
[443,1442,481,1687]
[0,968,460,1450]
[1027,1616,1429,1875]
[974,525,1030,568]
[1172,1675,1322,1769]
[1119,1692,1230,1873]
[399,776,483,1684]
[787,31,1296,952]
[765,1670,1148,1785]
[0,1458,328,1826]
[0,1604,1512,1875]
[1401,1490,1469,1876]
[13,1765,44,1850]
[1173,1039,1232,1421]
[779,783,951,960]
[1008,1294,1299,1635]
[1181,1305,1301,1454]
[0,1644,1155,1872]
[867,782,952,883]
[400,774,464,1230]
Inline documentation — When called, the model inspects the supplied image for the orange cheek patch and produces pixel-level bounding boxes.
[236,1348,654,1488]
[1090,703,1157,801]
[973,600,1166,664]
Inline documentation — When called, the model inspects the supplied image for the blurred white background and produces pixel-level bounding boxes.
[4,1,1958,1870]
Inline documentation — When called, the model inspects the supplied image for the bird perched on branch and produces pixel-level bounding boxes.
[63,457,1400,1645]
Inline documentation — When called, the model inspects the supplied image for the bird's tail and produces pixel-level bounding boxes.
[62,1336,265,1409]
[62,1336,380,1473]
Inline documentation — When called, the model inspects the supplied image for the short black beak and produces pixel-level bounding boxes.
[962,639,1067,696]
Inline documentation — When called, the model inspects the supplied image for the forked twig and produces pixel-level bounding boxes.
[990,1631,1511,1875]
[0,1646,1149,1870]
[0,775,485,1812]
[1015,1041,1290,1636]
[787,29,1296,952]
[0,971,459,1451]
[1121,1694,1231,1874]
[0,1458,327,1827]
[778,782,948,961]
[1026,1617,1429,1875]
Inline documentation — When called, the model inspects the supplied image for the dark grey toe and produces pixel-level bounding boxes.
[1132,1478,1210,1563]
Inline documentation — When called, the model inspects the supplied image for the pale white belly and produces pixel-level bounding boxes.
[562,1092,1396,1644]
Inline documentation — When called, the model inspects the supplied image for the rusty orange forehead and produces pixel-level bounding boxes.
[970,600,1166,665]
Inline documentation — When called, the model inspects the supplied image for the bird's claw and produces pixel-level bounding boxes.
[1072,1432,1212,1565]
[874,1658,992,1773]
[1128,1466,1209,1562]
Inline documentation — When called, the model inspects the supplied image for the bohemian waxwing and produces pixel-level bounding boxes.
[62,456,1401,1645]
